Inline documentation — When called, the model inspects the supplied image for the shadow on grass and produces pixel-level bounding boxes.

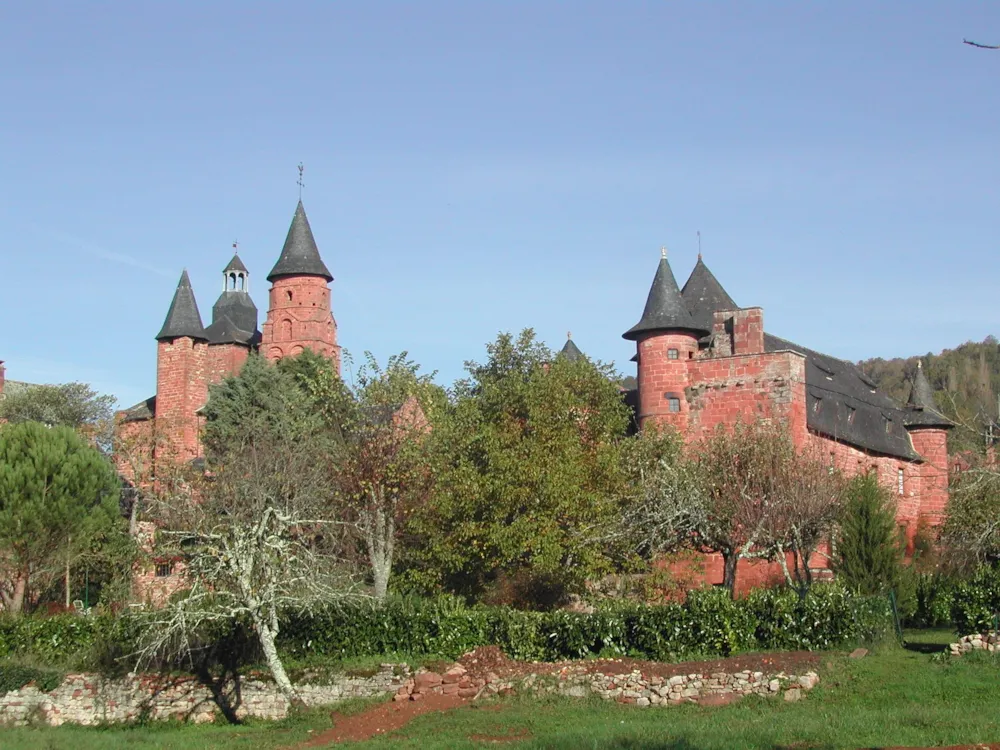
[902,641,948,654]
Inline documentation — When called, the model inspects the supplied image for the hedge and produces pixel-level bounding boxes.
[0,583,894,670]
[950,564,1000,635]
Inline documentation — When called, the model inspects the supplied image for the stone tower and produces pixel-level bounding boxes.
[623,250,710,431]
[904,361,953,528]
[154,270,209,461]
[205,252,259,383]
[260,201,340,371]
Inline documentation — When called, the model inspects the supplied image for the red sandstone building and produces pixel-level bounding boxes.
[613,250,952,590]
[119,200,340,462]
[115,196,951,596]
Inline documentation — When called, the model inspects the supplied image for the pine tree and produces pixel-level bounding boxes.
[834,473,903,595]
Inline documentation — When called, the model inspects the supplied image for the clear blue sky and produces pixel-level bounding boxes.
[2,2,998,408]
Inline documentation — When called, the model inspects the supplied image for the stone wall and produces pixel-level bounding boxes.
[948,631,999,656]
[0,664,409,727]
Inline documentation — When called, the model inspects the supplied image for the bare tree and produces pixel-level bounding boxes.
[138,434,360,704]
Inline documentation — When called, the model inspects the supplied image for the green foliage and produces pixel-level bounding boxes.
[941,468,1000,570]
[834,473,904,597]
[0,661,64,692]
[278,584,891,662]
[0,422,123,612]
[0,382,116,451]
[0,615,104,667]
[402,329,633,603]
[201,353,325,460]
[950,564,1000,635]
[909,571,957,628]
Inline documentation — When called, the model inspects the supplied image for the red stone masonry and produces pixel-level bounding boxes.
[261,275,340,373]
[635,332,700,432]
[155,337,207,462]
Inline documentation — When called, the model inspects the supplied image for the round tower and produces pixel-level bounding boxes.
[904,360,953,532]
[260,200,341,371]
[623,249,709,432]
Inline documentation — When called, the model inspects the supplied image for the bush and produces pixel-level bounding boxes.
[951,564,1000,635]
[835,473,904,596]
[909,571,956,628]
[0,584,894,671]
[0,661,65,693]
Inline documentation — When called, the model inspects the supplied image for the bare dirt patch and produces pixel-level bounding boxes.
[297,691,464,747]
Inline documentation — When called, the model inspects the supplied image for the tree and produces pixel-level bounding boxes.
[0,382,116,451]
[0,422,121,613]
[834,473,903,596]
[328,353,438,602]
[404,330,632,606]
[142,431,357,704]
[940,466,1000,571]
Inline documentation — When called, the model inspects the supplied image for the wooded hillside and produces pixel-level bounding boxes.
[858,336,1000,455]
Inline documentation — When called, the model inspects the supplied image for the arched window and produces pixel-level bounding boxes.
[228,273,237,290]
[237,274,245,291]
[286,290,293,302]
[280,319,292,339]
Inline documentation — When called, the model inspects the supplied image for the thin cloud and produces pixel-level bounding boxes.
[34,225,174,278]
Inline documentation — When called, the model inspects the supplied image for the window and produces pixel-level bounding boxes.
[667,397,681,413]
[286,290,293,302]
[847,406,856,424]
[897,468,904,495]
[812,398,822,414]
[155,563,173,578]
[667,348,679,360]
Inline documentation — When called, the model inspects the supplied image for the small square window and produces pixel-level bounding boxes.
[155,563,173,578]
[667,397,681,413]
[667,348,679,360]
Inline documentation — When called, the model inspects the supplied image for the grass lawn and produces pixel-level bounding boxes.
[4,629,998,750]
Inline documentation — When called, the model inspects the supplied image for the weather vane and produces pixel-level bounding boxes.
[297,162,305,200]
[232,239,239,252]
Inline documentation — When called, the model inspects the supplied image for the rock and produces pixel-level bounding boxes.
[768,679,780,692]
[668,675,685,687]
[783,688,802,702]
[799,673,819,690]
[636,697,650,707]
[393,693,408,702]
[414,672,442,690]
[441,683,460,695]
[848,648,868,659]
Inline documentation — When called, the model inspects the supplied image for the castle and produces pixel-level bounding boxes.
[117,199,952,593]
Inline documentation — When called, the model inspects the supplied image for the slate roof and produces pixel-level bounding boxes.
[764,334,921,460]
[681,256,738,332]
[558,336,585,362]
[623,254,710,340]
[904,362,954,429]
[156,270,208,341]
[121,395,156,423]
[207,290,259,345]
[267,201,333,282]
[224,253,249,274]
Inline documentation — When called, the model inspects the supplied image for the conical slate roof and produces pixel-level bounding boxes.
[623,253,709,340]
[681,256,738,332]
[558,335,585,362]
[224,253,249,274]
[156,270,208,341]
[267,201,333,282]
[905,361,953,429]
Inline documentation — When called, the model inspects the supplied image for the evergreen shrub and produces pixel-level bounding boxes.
[950,564,1000,635]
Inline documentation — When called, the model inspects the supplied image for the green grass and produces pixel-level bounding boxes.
[5,629,999,750]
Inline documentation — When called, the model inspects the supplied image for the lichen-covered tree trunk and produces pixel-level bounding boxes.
[362,489,396,602]
[251,610,301,706]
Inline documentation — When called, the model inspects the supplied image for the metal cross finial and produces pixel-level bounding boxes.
[567,331,572,340]
[297,162,305,200]
[232,240,238,253]
[660,246,667,259]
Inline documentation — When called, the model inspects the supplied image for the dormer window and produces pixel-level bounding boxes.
[812,397,822,414]
[667,348,679,360]
[847,406,856,425]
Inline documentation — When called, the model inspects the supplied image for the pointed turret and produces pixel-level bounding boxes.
[224,253,249,275]
[156,270,207,341]
[681,255,738,332]
[905,361,953,428]
[267,201,333,282]
[558,333,585,362]
[623,250,708,340]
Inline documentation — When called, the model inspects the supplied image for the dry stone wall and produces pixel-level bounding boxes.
[0,665,409,727]
[949,631,999,656]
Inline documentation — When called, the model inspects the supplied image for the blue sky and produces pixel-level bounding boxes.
[2,2,999,408]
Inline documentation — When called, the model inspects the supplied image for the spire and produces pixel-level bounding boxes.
[623,251,708,341]
[267,201,333,282]
[558,332,585,362]
[905,360,953,429]
[681,255,738,332]
[224,252,248,275]
[156,270,208,341]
